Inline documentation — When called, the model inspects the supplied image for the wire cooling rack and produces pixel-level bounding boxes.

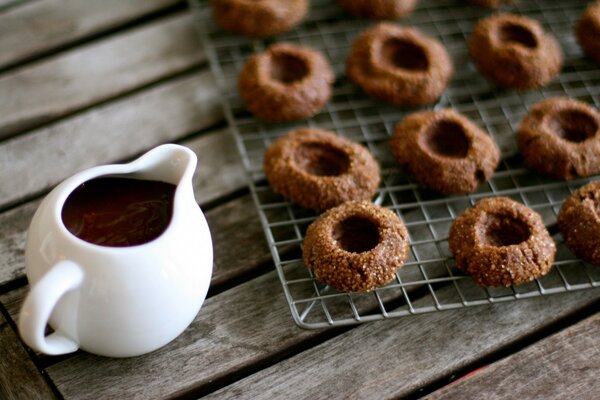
[191,0,600,328]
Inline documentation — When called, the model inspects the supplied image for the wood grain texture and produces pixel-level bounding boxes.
[0,286,26,321]
[0,125,245,288]
[425,312,600,400]
[0,312,56,399]
[0,71,221,210]
[207,195,271,287]
[0,0,183,70]
[0,11,203,139]
[0,201,38,286]
[204,288,600,400]
[188,127,245,206]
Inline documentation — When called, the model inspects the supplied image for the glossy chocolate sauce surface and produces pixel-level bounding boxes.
[61,177,176,247]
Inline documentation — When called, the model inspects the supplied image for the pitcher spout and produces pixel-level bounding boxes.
[128,144,197,189]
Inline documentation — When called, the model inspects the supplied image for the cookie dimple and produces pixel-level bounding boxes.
[449,197,556,287]
[558,180,600,266]
[480,212,531,247]
[270,52,310,84]
[390,109,500,194]
[293,142,350,177]
[380,37,429,71]
[332,215,380,253]
[498,21,538,48]
[347,23,453,107]
[238,43,334,122]
[303,201,410,292]
[469,13,563,89]
[517,97,600,180]
[212,0,308,38]
[263,128,380,211]
[422,119,470,159]
[546,109,598,143]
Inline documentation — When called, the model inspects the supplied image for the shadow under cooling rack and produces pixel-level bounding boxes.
[191,0,600,328]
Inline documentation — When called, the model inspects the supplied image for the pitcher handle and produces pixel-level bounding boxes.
[19,260,83,355]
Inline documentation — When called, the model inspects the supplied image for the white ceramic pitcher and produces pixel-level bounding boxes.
[18,144,213,357]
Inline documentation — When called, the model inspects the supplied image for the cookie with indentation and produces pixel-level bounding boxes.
[517,97,600,179]
[576,0,600,65]
[347,22,453,107]
[303,201,410,292]
[469,13,563,89]
[558,181,600,265]
[390,109,500,194]
[238,43,334,122]
[449,197,556,287]
[212,0,308,38]
[264,128,380,211]
[336,0,417,20]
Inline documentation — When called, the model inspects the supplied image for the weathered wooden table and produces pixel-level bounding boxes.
[0,1,598,399]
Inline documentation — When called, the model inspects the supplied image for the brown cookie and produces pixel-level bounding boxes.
[469,13,563,89]
[303,201,410,292]
[469,0,513,7]
[212,0,308,38]
[517,97,600,180]
[390,109,500,194]
[576,0,600,65]
[263,128,380,211]
[336,0,417,20]
[449,197,556,287]
[238,43,334,122]
[557,180,600,266]
[346,22,453,107]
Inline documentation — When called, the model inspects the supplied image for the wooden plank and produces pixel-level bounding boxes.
[0,11,204,139]
[207,195,272,287]
[425,313,600,400]
[0,125,247,288]
[44,270,316,400]
[0,201,36,287]
[0,0,183,70]
[0,70,221,210]
[0,286,27,321]
[203,288,600,400]
[186,127,246,207]
[0,311,56,399]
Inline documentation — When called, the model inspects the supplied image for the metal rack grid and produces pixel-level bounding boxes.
[191,0,600,328]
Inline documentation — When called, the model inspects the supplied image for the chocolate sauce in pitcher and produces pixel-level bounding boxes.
[61,177,176,247]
